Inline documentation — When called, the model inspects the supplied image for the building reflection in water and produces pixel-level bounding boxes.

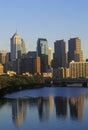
[69,96,84,120]
[54,97,68,119]
[10,93,88,127]
[38,96,54,121]
[54,95,84,121]
[12,99,27,127]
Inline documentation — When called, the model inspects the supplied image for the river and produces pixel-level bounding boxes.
[0,86,88,130]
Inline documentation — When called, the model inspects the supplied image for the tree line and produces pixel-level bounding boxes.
[0,74,45,97]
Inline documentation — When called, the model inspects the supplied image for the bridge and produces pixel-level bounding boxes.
[45,78,88,87]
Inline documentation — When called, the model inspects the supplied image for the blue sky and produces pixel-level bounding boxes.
[0,0,88,59]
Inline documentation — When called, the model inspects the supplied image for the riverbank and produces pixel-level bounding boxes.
[0,74,45,97]
[0,75,88,97]
[0,84,45,97]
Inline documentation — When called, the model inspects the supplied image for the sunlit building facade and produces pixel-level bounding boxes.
[0,64,3,74]
[35,56,41,74]
[68,37,84,63]
[0,51,7,65]
[70,61,88,78]
[10,33,26,60]
[48,47,52,67]
[0,51,7,72]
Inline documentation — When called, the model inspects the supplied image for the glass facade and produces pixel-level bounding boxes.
[37,38,48,73]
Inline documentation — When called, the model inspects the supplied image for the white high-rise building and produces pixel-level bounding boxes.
[10,33,26,60]
[70,61,88,78]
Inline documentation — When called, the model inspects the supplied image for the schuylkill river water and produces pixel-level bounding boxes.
[1,86,88,130]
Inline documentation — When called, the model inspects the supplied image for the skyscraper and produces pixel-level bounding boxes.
[68,37,83,63]
[37,38,48,73]
[53,40,66,68]
[10,33,26,60]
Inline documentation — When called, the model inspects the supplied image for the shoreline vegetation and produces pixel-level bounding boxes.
[0,74,45,97]
[0,74,88,97]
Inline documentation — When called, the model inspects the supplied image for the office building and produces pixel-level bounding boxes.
[37,38,48,73]
[53,40,66,68]
[10,32,26,60]
[68,37,83,63]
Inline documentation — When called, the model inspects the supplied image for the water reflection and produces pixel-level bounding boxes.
[69,96,84,120]
[54,97,68,119]
[38,96,54,121]
[11,94,88,126]
[12,99,27,127]
[0,93,88,128]
[0,99,8,108]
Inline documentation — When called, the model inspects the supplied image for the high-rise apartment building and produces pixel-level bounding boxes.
[70,61,88,78]
[53,40,66,68]
[68,37,83,63]
[37,38,48,73]
[10,33,26,60]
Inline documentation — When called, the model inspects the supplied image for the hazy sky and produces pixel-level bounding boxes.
[0,0,88,59]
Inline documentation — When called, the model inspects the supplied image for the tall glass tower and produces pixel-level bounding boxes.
[37,38,48,73]
[10,33,26,60]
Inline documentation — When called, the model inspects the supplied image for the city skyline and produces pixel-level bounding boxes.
[0,33,86,60]
[0,0,88,59]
